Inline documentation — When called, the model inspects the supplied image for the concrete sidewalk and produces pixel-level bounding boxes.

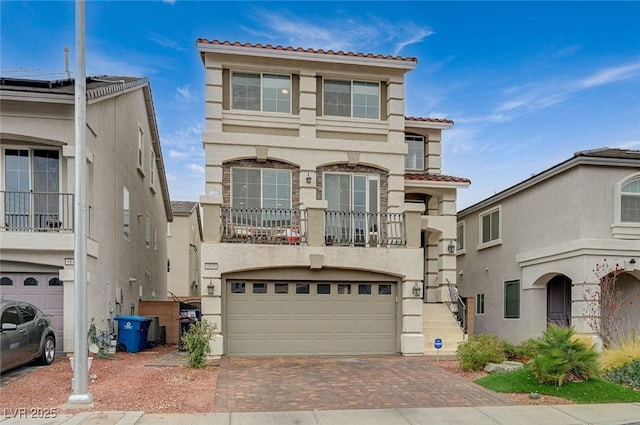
[2,404,640,425]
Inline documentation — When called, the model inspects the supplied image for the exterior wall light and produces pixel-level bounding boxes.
[412,282,421,298]
[207,280,215,296]
[306,173,312,184]
[447,240,456,254]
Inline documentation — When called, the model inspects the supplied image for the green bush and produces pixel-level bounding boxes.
[530,325,600,387]
[181,319,215,368]
[456,334,506,371]
[604,359,640,390]
[502,339,537,362]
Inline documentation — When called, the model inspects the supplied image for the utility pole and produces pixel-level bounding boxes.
[68,0,93,404]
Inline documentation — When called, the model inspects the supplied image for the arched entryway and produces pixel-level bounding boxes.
[547,275,572,327]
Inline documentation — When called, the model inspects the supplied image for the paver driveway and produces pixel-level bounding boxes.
[214,356,515,412]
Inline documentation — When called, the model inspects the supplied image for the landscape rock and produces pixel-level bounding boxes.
[484,361,524,374]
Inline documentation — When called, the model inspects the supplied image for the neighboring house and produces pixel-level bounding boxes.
[0,76,173,352]
[167,201,202,297]
[457,148,640,345]
[196,40,470,357]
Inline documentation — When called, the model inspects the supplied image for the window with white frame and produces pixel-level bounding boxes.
[232,168,291,210]
[405,134,425,170]
[476,293,485,314]
[504,279,520,319]
[621,178,640,222]
[480,206,501,246]
[123,187,130,240]
[456,221,465,252]
[145,212,151,248]
[150,149,156,186]
[232,72,291,113]
[323,80,380,119]
[137,126,144,168]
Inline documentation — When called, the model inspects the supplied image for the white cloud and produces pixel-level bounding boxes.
[187,163,205,174]
[147,32,186,52]
[175,85,197,102]
[579,62,640,89]
[168,150,188,159]
[162,122,203,150]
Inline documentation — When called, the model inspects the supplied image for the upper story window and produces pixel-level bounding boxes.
[323,80,379,119]
[123,187,130,240]
[231,168,291,209]
[150,149,156,187]
[621,178,640,222]
[137,126,144,168]
[479,205,501,248]
[456,221,465,252]
[232,72,291,113]
[144,212,151,248]
[405,135,424,170]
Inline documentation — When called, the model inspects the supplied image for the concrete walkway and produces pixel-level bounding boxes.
[2,404,640,424]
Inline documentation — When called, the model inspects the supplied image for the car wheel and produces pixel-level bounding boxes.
[40,335,56,365]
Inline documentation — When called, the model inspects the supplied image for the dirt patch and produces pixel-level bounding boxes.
[0,345,218,414]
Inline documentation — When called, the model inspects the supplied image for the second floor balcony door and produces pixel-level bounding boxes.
[324,173,379,246]
[4,149,60,230]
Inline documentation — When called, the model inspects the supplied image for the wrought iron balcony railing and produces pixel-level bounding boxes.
[324,211,406,247]
[1,191,74,232]
[221,207,307,244]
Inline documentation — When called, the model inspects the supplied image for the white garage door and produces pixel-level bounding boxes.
[226,281,396,356]
[1,273,64,351]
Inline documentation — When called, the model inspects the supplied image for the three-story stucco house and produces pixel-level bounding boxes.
[0,76,172,352]
[457,148,640,346]
[196,40,470,357]
[167,200,202,297]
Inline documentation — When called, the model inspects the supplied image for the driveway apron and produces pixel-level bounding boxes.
[214,356,514,412]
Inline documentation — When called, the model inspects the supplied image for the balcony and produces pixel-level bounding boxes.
[1,191,74,232]
[220,207,405,247]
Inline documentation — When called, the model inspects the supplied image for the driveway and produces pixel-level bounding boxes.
[214,356,515,412]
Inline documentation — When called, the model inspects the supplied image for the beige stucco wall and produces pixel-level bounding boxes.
[0,86,169,352]
[167,210,201,297]
[457,164,640,344]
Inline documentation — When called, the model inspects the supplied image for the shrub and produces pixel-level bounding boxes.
[181,319,215,368]
[457,334,505,371]
[604,359,640,390]
[502,339,537,362]
[530,325,601,387]
[601,331,640,371]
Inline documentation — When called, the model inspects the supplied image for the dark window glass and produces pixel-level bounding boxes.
[253,283,267,294]
[338,284,351,294]
[317,284,331,295]
[231,282,246,294]
[18,305,36,322]
[1,306,20,325]
[296,283,310,294]
[49,277,62,286]
[378,284,392,295]
[504,280,520,319]
[274,283,289,294]
[24,277,38,286]
[358,284,371,295]
[0,277,12,286]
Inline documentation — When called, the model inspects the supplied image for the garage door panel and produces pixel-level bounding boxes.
[227,281,396,356]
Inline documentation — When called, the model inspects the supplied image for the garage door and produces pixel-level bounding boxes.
[226,281,396,356]
[0,273,64,351]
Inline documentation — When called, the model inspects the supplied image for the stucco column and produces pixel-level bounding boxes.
[301,199,327,247]
[404,202,425,249]
[401,279,425,355]
[200,195,222,243]
[200,276,223,357]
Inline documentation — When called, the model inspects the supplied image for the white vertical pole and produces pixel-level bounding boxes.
[68,0,93,404]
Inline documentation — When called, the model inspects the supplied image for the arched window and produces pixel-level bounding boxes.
[49,277,62,286]
[621,178,640,222]
[24,277,38,286]
[0,277,12,286]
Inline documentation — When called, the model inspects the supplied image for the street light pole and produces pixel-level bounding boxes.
[68,0,93,405]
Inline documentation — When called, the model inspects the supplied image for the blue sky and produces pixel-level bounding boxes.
[2,1,639,209]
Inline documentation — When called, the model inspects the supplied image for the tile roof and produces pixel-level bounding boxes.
[196,39,418,63]
[574,147,640,160]
[405,173,471,184]
[171,201,199,215]
[0,76,147,100]
[405,116,455,125]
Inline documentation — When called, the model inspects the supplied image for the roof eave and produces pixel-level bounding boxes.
[196,42,417,71]
[405,120,454,130]
[405,179,471,189]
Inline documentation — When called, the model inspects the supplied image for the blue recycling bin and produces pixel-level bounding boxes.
[114,315,151,353]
